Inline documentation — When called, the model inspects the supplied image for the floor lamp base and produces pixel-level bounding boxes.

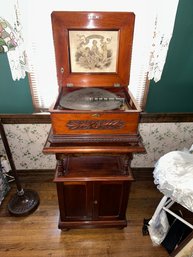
[8,189,40,216]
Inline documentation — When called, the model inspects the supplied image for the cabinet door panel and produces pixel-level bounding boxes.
[57,182,92,220]
[93,181,130,220]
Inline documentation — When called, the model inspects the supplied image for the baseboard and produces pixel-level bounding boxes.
[12,168,154,182]
[132,167,154,181]
[10,169,55,183]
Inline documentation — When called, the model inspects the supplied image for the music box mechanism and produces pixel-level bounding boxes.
[45,11,144,148]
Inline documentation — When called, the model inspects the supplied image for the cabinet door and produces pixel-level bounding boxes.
[93,181,130,220]
[57,182,93,221]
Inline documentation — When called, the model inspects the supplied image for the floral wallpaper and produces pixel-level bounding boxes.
[0,163,10,205]
[0,124,55,170]
[132,122,193,167]
[0,123,193,169]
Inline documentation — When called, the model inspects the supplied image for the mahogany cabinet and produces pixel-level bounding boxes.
[54,155,134,229]
[43,11,145,230]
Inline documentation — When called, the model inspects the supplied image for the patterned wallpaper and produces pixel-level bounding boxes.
[132,122,193,167]
[0,123,193,169]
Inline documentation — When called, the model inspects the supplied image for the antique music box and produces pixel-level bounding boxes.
[43,11,145,230]
[46,11,144,151]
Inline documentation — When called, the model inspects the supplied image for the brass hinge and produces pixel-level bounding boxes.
[114,83,120,87]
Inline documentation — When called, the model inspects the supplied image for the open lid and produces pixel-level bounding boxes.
[51,11,135,88]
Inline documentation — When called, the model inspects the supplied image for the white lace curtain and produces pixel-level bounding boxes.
[148,0,179,82]
[1,0,179,109]
[1,0,29,80]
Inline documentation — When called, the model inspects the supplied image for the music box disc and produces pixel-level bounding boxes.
[59,88,121,110]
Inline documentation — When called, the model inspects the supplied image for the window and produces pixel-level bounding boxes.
[3,0,179,111]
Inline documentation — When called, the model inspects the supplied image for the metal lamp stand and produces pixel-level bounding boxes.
[0,119,40,216]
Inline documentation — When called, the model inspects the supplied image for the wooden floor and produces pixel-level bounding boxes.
[0,170,168,257]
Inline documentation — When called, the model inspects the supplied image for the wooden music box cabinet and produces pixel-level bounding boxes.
[43,11,145,230]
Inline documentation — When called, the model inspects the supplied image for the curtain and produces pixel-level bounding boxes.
[0,0,29,80]
[1,0,179,110]
[148,0,179,82]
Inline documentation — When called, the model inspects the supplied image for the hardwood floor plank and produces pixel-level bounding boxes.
[0,171,169,257]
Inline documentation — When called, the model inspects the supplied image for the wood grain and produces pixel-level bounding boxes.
[51,12,135,88]
[0,170,168,257]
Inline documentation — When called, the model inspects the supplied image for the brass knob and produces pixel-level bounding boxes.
[93,200,98,205]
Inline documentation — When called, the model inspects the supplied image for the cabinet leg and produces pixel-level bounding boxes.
[119,154,132,174]
[56,155,69,176]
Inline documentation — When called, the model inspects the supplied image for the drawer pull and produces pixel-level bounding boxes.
[93,200,98,205]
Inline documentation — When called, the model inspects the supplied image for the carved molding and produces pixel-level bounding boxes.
[118,154,133,175]
[48,131,143,146]
[66,119,125,130]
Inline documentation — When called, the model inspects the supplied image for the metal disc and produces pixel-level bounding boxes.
[59,88,121,110]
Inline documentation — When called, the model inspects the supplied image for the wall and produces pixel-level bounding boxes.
[0,122,192,169]
[1,1,193,169]
[0,54,34,113]
[145,0,193,112]
[1,1,186,114]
